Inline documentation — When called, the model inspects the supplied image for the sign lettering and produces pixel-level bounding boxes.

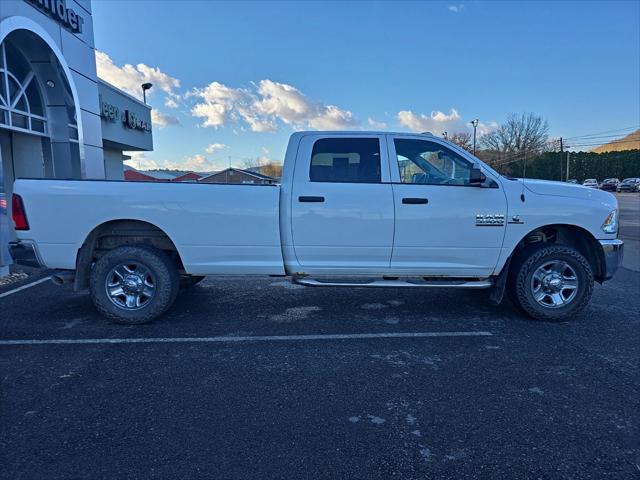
[24,0,84,34]
[100,96,152,133]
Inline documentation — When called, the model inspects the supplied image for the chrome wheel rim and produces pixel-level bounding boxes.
[531,260,578,309]
[105,262,156,310]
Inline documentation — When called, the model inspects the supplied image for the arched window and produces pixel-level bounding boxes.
[0,40,47,135]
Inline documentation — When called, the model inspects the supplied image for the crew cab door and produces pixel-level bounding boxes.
[290,134,394,272]
[387,135,507,276]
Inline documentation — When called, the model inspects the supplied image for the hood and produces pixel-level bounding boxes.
[518,178,614,202]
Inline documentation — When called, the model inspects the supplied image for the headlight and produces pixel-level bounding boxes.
[601,209,618,234]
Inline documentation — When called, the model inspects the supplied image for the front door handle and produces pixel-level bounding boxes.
[402,197,429,204]
[299,196,325,203]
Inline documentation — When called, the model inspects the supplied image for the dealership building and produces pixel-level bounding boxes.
[0,0,153,274]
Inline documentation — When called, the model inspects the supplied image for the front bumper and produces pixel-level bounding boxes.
[599,239,624,280]
[8,242,42,268]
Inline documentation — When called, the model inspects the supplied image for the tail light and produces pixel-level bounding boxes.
[12,194,29,230]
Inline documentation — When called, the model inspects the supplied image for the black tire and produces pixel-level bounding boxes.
[89,245,179,324]
[508,244,594,321]
[179,275,206,289]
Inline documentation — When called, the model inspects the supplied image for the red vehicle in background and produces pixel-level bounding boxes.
[600,178,620,192]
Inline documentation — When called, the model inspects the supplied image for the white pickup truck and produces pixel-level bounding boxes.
[9,131,623,324]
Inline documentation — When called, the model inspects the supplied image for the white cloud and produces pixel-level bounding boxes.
[448,4,465,13]
[476,121,499,136]
[253,80,311,125]
[205,142,228,154]
[124,152,221,172]
[190,79,357,132]
[192,101,229,128]
[308,105,357,130]
[151,110,180,128]
[95,51,180,100]
[164,97,179,109]
[367,117,387,129]
[165,154,217,172]
[124,152,161,170]
[398,108,462,134]
[397,108,497,137]
[237,104,278,132]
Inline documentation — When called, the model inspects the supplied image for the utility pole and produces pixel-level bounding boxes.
[559,137,564,181]
[470,119,479,156]
[566,151,570,181]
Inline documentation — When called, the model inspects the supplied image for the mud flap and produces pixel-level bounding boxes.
[489,255,512,305]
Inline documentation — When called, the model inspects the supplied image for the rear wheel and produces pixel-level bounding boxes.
[89,245,179,324]
[509,244,593,321]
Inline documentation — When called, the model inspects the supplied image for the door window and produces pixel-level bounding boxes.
[310,138,381,183]
[394,138,472,186]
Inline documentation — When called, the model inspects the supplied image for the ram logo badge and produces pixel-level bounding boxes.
[476,214,505,226]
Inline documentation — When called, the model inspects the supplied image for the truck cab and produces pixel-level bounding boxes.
[280,132,506,278]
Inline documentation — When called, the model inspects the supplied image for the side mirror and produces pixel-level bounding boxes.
[469,165,486,185]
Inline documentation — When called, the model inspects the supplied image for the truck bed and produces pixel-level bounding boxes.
[13,179,285,275]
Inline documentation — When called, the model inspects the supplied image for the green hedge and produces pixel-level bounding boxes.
[489,149,640,182]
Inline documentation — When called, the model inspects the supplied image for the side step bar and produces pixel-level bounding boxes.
[293,277,493,289]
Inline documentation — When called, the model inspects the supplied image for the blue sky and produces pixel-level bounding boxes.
[92,1,640,171]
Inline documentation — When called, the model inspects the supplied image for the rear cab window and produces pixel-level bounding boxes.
[310,138,381,183]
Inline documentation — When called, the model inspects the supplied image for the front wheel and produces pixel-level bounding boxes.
[89,245,179,324]
[510,244,594,321]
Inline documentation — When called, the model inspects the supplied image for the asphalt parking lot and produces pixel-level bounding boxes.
[1,194,638,479]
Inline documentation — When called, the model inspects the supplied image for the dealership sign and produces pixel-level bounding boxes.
[25,0,85,34]
[100,96,152,133]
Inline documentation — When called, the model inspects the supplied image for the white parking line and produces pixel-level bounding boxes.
[0,277,51,299]
[0,331,492,346]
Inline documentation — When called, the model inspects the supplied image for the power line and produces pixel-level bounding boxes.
[562,132,638,141]
[481,129,638,167]
[566,139,640,148]
[488,147,549,165]
[564,125,639,141]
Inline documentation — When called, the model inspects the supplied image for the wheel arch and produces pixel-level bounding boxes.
[509,223,605,282]
[74,219,185,291]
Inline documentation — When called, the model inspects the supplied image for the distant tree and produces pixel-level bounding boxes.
[242,157,283,178]
[480,113,550,156]
[259,162,282,178]
[447,132,473,152]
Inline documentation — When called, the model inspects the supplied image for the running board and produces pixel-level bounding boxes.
[293,277,493,289]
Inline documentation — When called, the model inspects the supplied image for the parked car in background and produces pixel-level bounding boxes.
[583,179,599,188]
[618,178,640,192]
[567,179,578,184]
[600,178,620,192]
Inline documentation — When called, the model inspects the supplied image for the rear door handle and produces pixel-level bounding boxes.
[299,196,325,203]
[402,197,428,204]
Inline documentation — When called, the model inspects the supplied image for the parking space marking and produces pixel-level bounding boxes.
[0,277,51,299]
[0,331,492,346]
